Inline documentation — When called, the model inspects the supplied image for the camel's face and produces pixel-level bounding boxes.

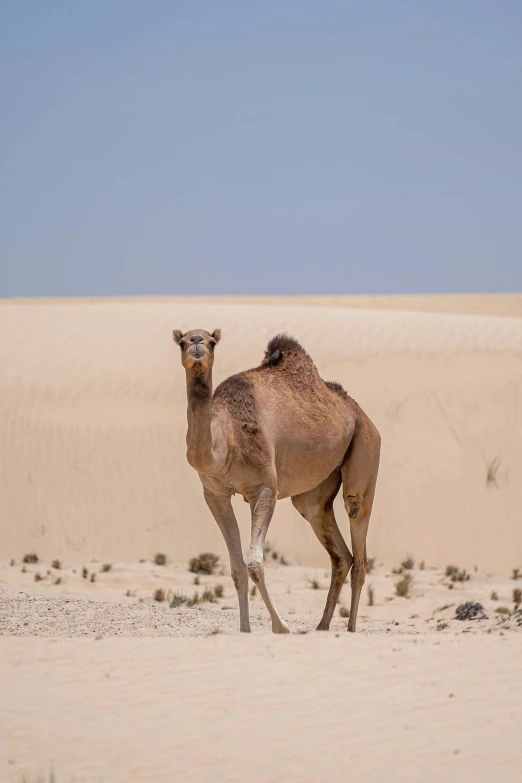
[173,328,221,374]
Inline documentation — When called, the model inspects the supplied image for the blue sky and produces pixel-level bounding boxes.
[1,1,521,297]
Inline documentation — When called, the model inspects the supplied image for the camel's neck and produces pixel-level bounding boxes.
[185,370,216,473]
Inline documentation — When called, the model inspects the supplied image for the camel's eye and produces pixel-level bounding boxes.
[179,340,186,350]
[209,339,217,350]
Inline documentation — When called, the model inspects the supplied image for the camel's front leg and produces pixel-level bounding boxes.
[203,488,250,633]
[247,487,290,634]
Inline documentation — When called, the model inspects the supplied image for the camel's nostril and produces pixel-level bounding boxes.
[191,335,204,344]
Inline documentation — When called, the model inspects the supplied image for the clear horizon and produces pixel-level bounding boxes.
[2,2,522,297]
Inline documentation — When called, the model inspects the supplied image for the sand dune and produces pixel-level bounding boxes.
[1,298,521,573]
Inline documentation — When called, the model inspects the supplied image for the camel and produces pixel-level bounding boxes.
[173,328,380,633]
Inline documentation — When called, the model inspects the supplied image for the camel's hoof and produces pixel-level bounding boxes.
[316,622,330,631]
[272,622,290,634]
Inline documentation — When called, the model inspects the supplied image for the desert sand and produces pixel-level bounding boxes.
[1,294,522,782]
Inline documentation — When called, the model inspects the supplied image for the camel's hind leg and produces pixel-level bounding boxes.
[341,412,381,632]
[292,469,353,631]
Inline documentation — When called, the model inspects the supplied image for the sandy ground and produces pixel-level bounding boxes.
[2,555,522,783]
[1,297,522,572]
[2,294,522,781]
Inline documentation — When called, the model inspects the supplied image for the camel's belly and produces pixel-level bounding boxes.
[274,432,350,500]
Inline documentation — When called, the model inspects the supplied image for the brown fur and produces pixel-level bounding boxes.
[174,328,381,634]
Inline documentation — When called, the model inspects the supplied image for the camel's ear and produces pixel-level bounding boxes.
[211,329,222,343]
[173,329,183,344]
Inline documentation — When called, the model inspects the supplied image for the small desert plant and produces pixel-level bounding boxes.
[54,577,62,585]
[34,572,43,582]
[154,588,165,602]
[339,605,350,618]
[366,557,375,573]
[100,563,112,572]
[486,456,500,487]
[250,585,257,597]
[23,553,38,564]
[513,588,522,606]
[21,565,26,573]
[512,568,520,580]
[490,591,498,601]
[401,556,414,570]
[201,588,216,603]
[214,584,224,598]
[271,551,279,560]
[367,585,374,606]
[189,552,219,574]
[10,558,15,566]
[193,575,200,585]
[308,578,320,590]
[495,606,510,615]
[90,572,96,583]
[82,567,88,579]
[187,591,201,607]
[51,559,61,570]
[154,553,166,566]
[445,565,458,578]
[445,565,470,582]
[391,566,403,575]
[170,592,188,607]
[395,573,412,597]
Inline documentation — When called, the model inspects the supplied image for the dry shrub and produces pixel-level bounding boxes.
[187,591,201,607]
[170,592,188,608]
[23,553,38,564]
[395,573,412,597]
[513,588,522,606]
[10,558,15,566]
[154,588,165,602]
[486,456,500,486]
[34,572,43,582]
[339,605,350,618]
[189,553,219,575]
[51,559,61,570]
[401,556,414,570]
[445,565,470,582]
[201,588,216,603]
[193,575,200,585]
[308,578,320,590]
[90,572,96,583]
[214,584,224,598]
[490,591,498,601]
[100,563,112,572]
[21,565,26,573]
[54,577,62,585]
[367,585,374,606]
[512,568,520,580]
[154,553,166,566]
[495,606,510,615]
[82,567,88,579]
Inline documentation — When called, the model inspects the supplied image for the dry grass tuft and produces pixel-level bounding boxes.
[154,588,165,602]
[445,565,470,582]
[214,584,224,598]
[201,588,216,603]
[100,563,112,572]
[339,605,350,618]
[34,572,43,582]
[51,559,61,570]
[308,578,320,590]
[90,572,96,583]
[187,591,201,607]
[189,552,219,574]
[23,553,38,564]
[401,556,414,570]
[367,585,375,606]
[193,575,200,585]
[490,591,498,601]
[53,577,62,585]
[170,592,188,608]
[495,606,510,615]
[82,567,88,579]
[513,588,522,606]
[10,558,15,566]
[512,568,520,580]
[486,456,501,487]
[395,573,412,597]
[154,553,166,566]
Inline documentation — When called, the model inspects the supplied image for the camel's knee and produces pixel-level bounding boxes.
[246,557,264,585]
[351,562,366,590]
[231,565,248,592]
[345,493,364,520]
[331,551,352,583]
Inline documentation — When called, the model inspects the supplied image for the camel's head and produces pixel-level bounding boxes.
[173,328,221,374]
